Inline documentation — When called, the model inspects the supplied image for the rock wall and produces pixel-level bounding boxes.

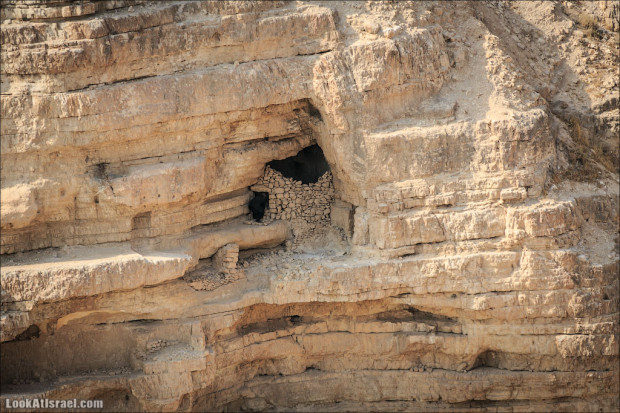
[1,1,618,412]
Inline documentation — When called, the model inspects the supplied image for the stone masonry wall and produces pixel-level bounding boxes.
[254,166,335,225]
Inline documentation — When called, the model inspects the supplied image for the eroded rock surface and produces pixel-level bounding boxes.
[1,1,618,411]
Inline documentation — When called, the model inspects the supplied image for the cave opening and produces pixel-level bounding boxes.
[250,143,336,247]
[267,144,330,185]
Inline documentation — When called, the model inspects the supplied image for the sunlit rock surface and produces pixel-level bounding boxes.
[1,1,618,411]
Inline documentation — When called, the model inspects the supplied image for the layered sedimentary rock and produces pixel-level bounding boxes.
[1,1,618,411]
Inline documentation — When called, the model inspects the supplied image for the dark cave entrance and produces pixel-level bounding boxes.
[251,144,334,230]
[267,144,330,185]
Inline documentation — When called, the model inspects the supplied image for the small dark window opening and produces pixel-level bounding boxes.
[249,192,269,222]
[268,144,329,184]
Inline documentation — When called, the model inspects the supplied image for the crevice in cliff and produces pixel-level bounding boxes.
[222,132,303,150]
[267,144,330,185]
[3,325,39,344]
[248,137,345,251]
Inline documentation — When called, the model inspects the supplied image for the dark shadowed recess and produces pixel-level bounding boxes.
[268,144,329,184]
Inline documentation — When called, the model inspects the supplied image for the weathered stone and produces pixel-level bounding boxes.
[0,1,618,411]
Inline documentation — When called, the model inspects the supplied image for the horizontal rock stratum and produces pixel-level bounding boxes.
[1,1,618,412]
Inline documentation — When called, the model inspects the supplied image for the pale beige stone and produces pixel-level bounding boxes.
[0,1,618,411]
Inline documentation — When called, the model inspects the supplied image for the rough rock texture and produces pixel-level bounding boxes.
[182,243,245,293]
[1,1,619,411]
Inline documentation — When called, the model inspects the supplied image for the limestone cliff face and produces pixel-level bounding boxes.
[1,1,618,411]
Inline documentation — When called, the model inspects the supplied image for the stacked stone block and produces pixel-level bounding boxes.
[213,243,239,275]
[254,166,335,225]
[183,243,244,292]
